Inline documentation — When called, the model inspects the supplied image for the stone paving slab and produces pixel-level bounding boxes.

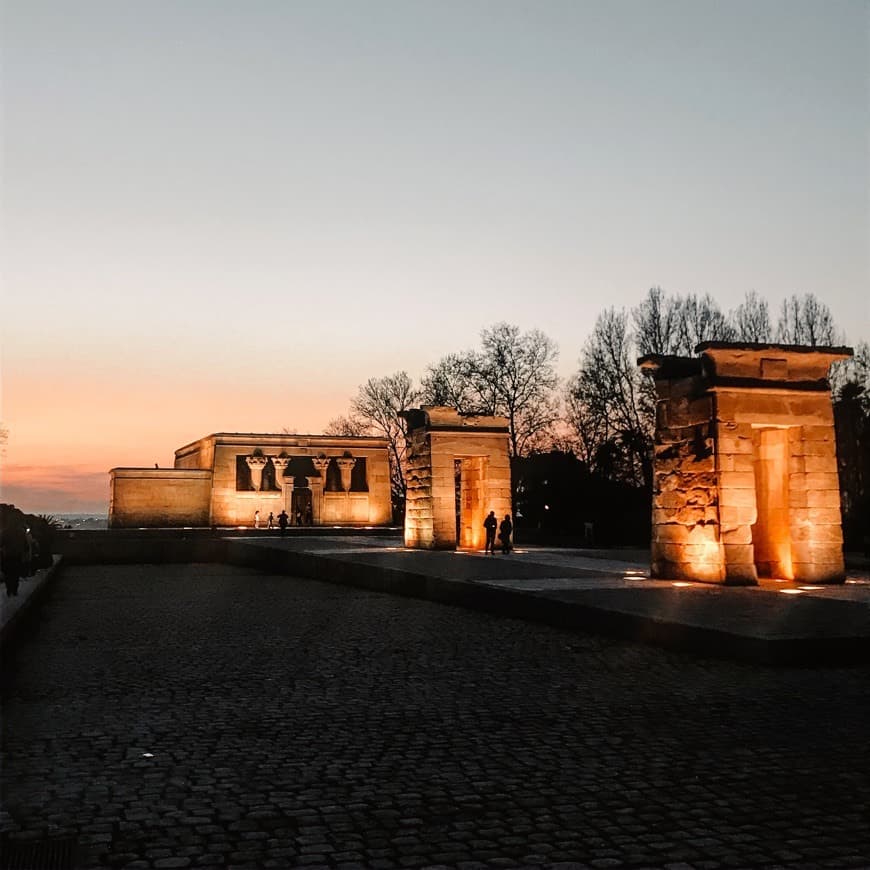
[3,563,870,870]
[231,537,870,665]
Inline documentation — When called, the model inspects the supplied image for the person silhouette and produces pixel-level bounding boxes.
[278,510,289,536]
[498,514,513,554]
[267,511,274,529]
[483,510,498,554]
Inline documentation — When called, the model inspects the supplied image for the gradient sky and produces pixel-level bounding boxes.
[2,0,868,513]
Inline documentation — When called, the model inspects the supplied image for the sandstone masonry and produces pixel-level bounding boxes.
[640,342,851,585]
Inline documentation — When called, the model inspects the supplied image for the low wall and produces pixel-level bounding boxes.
[109,468,212,528]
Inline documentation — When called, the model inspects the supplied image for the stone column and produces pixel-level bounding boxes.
[336,457,356,492]
[309,473,325,525]
[312,456,331,487]
[272,456,290,486]
[245,455,267,492]
[273,457,292,517]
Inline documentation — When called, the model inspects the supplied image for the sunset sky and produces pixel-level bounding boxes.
[2,0,868,514]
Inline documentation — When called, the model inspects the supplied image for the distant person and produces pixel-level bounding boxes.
[295,508,302,527]
[1,517,27,597]
[278,510,289,536]
[23,527,35,577]
[498,514,513,554]
[154,463,159,468]
[303,504,313,526]
[254,510,260,529]
[267,511,274,529]
[483,511,498,554]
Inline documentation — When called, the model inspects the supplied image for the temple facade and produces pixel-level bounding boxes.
[640,342,851,585]
[109,432,393,528]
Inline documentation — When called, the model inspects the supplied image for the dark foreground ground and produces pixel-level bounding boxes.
[2,564,869,870]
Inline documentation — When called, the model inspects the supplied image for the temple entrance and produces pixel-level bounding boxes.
[454,456,488,549]
[292,488,312,526]
[751,427,793,579]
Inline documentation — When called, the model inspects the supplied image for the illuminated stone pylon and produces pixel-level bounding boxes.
[639,342,852,585]
[402,407,512,550]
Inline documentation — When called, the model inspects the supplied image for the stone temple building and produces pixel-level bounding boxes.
[109,433,392,528]
[640,342,851,585]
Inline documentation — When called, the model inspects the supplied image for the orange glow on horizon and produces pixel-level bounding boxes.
[2,366,362,513]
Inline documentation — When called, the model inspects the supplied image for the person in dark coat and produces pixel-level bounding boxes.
[498,514,513,554]
[483,511,498,554]
[278,510,289,536]
[1,516,27,597]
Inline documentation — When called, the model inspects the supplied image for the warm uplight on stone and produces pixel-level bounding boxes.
[109,433,392,528]
[639,342,852,585]
[402,407,512,550]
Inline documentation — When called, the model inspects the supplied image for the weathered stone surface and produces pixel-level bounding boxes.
[791,562,847,584]
[720,526,753,545]
[643,343,849,585]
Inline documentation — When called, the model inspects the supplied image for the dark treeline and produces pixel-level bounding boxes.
[328,289,869,549]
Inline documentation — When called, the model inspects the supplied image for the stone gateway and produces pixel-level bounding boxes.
[402,406,512,550]
[640,342,851,585]
[109,432,392,528]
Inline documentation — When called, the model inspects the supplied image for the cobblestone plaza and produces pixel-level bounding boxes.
[2,563,869,869]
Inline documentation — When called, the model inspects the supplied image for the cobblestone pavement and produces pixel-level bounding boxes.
[2,564,869,870]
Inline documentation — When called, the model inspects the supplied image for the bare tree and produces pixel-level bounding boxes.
[730,291,773,342]
[421,324,561,457]
[776,293,841,346]
[419,353,483,414]
[323,415,370,437]
[568,308,654,487]
[634,288,733,357]
[675,293,735,351]
[350,372,420,515]
[633,287,684,356]
[480,323,561,457]
[831,340,870,406]
[564,373,609,469]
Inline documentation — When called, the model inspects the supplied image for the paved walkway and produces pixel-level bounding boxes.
[2,562,869,869]
[231,536,870,663]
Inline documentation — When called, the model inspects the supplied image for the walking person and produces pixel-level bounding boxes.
[483,510,498,554]
[267,511,274,529]
[254,510,260,529]
[278,510,289,536]
[498,514,513,554]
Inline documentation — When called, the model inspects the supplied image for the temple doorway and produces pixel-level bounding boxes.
[292,488,312,525]
[454,456,488,549]
[751,427,793,580]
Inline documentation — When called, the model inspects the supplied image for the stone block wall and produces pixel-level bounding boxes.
[650,374,724,582]
[109,469,212,528]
